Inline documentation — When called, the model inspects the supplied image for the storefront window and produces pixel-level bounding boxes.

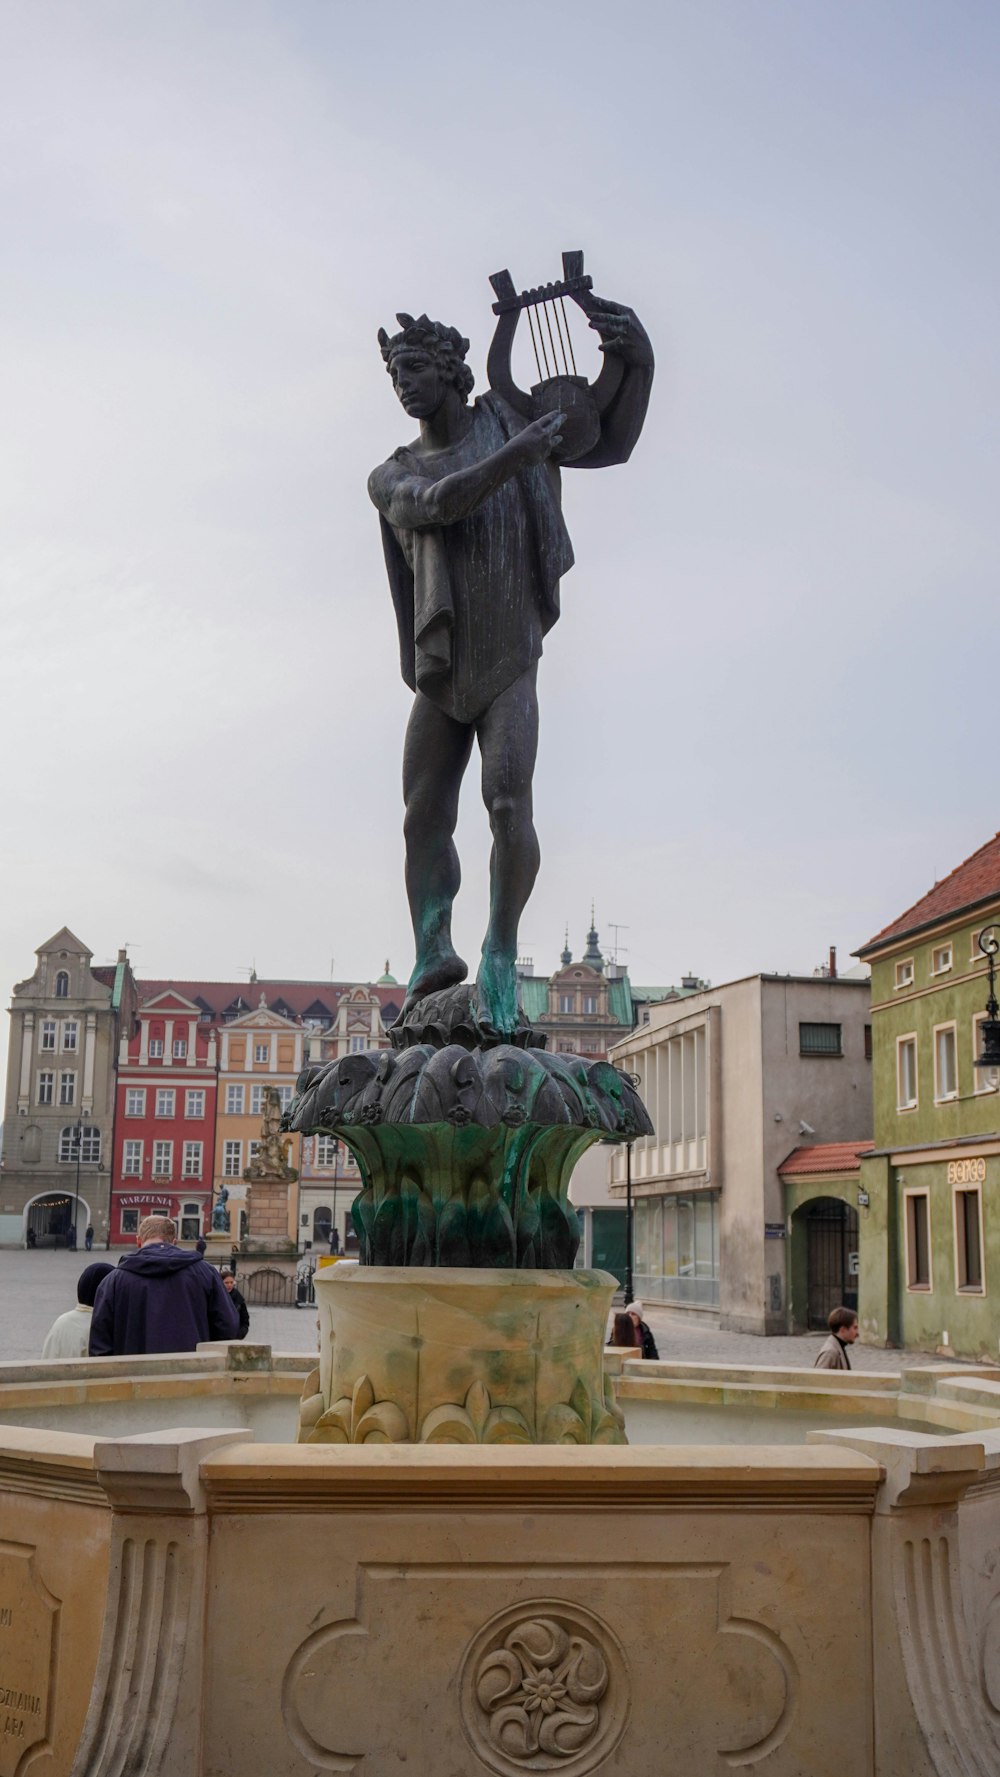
[122,1209,139,1235]
[634,1191,720,1306]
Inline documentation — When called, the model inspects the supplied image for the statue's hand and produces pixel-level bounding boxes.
[515,410,565,465]
[585,295,653,368]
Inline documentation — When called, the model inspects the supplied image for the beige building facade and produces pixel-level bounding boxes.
[610,972,872,1333]
[1,929,135,1247]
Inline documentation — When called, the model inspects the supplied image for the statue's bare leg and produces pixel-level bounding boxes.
[401,692,475,1012]
[475,665,540,1039]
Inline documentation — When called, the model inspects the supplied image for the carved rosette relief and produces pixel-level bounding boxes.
[460,1602,628,1776]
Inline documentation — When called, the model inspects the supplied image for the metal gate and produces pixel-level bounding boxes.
[806,1198,858,1330]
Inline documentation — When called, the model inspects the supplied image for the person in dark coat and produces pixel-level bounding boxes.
[624,1300,659,1360]
[89,1214,239,1356]
[222,1270,250,1339]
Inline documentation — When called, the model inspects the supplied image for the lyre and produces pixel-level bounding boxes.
[487,250,625,461]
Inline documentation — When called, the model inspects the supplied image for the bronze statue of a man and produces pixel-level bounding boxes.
[369,280,653,1042]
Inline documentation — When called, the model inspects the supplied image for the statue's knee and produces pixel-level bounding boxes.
[487,793,529,839]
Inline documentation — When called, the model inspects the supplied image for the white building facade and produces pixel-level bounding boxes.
[610,973,872,1333]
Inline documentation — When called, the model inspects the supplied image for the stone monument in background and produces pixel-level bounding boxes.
[287,252,654,1445]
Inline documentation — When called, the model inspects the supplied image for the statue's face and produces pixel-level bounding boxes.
[389,347,449,418]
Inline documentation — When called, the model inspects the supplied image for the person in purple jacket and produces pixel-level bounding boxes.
[89,1214,239,1356]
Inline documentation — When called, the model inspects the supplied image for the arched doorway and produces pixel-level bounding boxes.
[803,1196,858,1329]
[25,1190,92,1248]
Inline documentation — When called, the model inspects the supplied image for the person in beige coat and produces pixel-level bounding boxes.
[814,1305,860,1370]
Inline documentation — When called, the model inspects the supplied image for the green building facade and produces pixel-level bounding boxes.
[857,833,1000,1358]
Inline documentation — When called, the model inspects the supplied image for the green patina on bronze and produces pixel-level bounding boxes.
[285,1026,651,1270]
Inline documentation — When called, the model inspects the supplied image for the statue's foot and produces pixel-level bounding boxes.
[475,950,520,1042]
[400,946,468,1017]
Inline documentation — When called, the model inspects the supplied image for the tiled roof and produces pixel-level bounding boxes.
[133,979,403,1020]
[779,1141,873,1177]
[859,831,1000,954]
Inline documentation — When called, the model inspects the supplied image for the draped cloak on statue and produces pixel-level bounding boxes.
[368,361,653,727]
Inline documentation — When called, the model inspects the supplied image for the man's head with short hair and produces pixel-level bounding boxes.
[137,1215,177,1246]
[828,1305,859,1337]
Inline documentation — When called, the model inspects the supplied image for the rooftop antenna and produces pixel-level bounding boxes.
[606,922,630,965]
[239,962,257,983]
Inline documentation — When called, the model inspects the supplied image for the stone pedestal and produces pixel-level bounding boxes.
[246,1177,291,1248]
[298,1265,625,1446]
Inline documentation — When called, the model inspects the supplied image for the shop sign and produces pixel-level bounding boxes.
[116,1193,173,1208]
[764,1222,786,1239]
[947,1158,986,1185]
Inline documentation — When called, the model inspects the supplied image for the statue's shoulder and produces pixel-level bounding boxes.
[479,389,526,436]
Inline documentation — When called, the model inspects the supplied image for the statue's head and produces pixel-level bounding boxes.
[378,313,474,416]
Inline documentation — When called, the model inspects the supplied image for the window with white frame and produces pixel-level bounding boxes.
[248,1140,261,1163]
[172,1037,187,1059]
[59,1072,76,1106]
[973,1015,1000,1091]
[559,995,575,1014]
[125,1088,146,1118]
[148,1038,164,1057]
[55,970,69,998]
[155,1089,176,1118]
[121,1208,139,1235]
[931,944,953,975]
[37,1072,54,1105]
[254,1042,269,1064]
[185,1089,205,1118]
[40,1020,56,1051]
[250,1085,264,1116]
[894,960,914,990]
[582,995,598,1015]
[315,1135,337,1167]
[904,1191,931,1289]
[152,1140,172,1177]
[897,1036,918,1110]
[277,1085,293,1110]
[122,1140,142,1176]
[182,1141,203,1177]
[223,1140,242,1177]
[180,1202,201,1240]
[349,1035,366,1053]
[955,1187,984,1292]
[225,1084,244,1116]
[934,1024,958,1101]
[62,1021,78,1051]
[58,1124,100,1164]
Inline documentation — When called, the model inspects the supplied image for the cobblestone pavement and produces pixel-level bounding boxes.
[0,1249,960,1369]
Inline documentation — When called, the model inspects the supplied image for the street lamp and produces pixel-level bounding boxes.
[614,1067,643,1305]
[975,927,1000,1084]
[70,1117,85,1249]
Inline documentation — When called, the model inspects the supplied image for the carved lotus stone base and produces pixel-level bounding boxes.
[298,1265,626,1447]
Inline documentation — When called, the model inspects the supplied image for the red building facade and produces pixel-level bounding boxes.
[110,990,219,1245]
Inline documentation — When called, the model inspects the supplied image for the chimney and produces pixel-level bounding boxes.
[829,945,837,980]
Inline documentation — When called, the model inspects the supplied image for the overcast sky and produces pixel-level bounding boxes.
[2,0,999,1087]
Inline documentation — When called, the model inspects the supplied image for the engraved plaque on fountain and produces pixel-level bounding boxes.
[0,1542,58,1774]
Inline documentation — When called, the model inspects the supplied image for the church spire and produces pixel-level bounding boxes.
[583,904,604,973]
[560,923,572,967]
